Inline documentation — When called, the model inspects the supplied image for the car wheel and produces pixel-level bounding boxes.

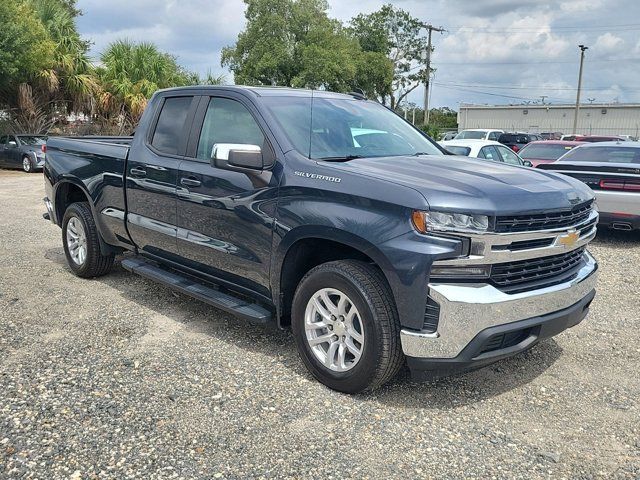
[291,260,404,393]
[62,202,114,278]
[22,156,34,173]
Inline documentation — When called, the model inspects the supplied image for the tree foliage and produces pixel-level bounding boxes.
[350,4,430,108]
[0,0,54,93]
[221,0,392,99]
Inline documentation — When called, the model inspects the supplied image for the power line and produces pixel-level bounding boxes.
[433,83,566,102]
[432,81,640,92]
[436,57,640,66]
[446,22,640,33]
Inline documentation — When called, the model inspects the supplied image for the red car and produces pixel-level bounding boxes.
[517,140,584,167]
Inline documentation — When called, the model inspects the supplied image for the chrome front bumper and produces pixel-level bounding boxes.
[401,251,598,359]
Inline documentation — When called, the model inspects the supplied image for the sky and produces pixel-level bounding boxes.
[75,0,640,109]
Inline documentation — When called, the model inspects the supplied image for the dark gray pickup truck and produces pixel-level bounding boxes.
[44,86,598,393]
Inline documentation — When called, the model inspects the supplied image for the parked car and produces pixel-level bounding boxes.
[44,86,598,393]
[518,140,583,167]
[497,132,538,153]
[440,131,457,141]
[540,132,563,140]
[539,142,640,231]
[0,134,47,172]
[573,135,626,143]
[439,139,532,166]
[454,128,504,141]
[618,135,637,141]
[561,134,583,141]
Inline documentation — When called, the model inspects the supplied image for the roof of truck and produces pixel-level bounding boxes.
[158,85,363,99]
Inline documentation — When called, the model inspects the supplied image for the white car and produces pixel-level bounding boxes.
[454,128,504,141]
[439,139,532,167]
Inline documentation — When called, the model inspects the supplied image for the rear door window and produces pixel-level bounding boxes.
[480,146,500,161]
[151,96,194,155]
[497,145,523,165]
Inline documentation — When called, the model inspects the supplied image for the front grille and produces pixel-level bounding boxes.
[490,247,586,293]
[479,328,533,355]
[493,237,554,252]
[495,201,593,232]
[422,295,440,333]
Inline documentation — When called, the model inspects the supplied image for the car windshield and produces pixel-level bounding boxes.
[520,144,576,160]
[444,145,471,156]
[261,96,442,160]
[559,146,640,163]
[455,130,486,139]
[18,136,46,145]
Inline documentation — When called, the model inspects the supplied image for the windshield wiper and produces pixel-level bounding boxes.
[412,152,433,156]
[318,155,365,162]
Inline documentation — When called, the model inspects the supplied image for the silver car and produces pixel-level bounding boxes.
[0,134,47,173]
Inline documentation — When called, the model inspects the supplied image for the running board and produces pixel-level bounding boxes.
[121,257,272,323]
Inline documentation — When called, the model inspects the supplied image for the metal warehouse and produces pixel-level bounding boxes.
[458,103,640,137]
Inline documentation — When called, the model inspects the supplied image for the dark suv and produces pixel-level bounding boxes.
[498,133,540,153]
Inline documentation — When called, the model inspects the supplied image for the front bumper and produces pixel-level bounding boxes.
[401,251,597,367]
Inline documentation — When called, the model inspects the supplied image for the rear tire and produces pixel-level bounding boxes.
[22,156,33,173]
[291,260,404,393]
[62,202,114,278]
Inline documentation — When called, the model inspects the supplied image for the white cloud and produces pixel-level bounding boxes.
[593,32,624,54]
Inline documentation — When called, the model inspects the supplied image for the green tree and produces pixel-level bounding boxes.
[221,0,392,98]
[97,40,216,127]
[0,0,54,95]
[350,4,430,109]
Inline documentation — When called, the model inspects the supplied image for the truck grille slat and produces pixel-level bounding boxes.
[490,247,586,292]
[495,201,593,232]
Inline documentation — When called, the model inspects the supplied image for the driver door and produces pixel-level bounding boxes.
[175,94,278,295]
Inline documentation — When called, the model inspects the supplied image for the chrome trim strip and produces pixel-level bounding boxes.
[400,251,597,359]
[433,210,598,265]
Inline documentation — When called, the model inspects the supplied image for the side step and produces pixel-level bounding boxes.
[121,257,272,324]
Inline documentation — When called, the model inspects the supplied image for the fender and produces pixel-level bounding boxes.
[53,178,122,256]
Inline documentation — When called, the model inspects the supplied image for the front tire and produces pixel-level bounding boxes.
[291,260,404,393]
[22,156,34,173]
[62,202,114,278]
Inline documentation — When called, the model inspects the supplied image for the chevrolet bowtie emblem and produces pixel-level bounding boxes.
[557,230,579,247]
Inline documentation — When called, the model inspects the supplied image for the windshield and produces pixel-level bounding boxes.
[559,146,640,163]
[261,96,442,160]
[18,136,46,145]
[520,144,576,160]
[444,145,471,156]
[455,130,486,139]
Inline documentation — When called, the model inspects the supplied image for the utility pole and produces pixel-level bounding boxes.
[572,44,588,134]
[423,24,446,127]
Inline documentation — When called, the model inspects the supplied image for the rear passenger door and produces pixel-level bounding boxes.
[175,94,279,296]
[125,95,199,259]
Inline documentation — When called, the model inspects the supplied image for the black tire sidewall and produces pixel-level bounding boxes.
[292,266,387,393]
[62,204,93,276]
[22,156,32,173]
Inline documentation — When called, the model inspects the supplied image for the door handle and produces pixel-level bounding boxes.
[180,177,201,187]
[130,167,147,177]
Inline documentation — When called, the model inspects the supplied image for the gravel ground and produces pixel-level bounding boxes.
[0,169,639,479]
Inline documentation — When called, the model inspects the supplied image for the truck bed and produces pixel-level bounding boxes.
[47,136,132,161]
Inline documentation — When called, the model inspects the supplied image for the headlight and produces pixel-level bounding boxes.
[412,210,489,233]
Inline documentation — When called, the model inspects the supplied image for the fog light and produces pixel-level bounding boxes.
[430,265,491,279]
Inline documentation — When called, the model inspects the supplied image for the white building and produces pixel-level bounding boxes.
[458,103,640,137]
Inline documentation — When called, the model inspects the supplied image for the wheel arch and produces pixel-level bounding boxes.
[54,179,120,256]
[273,227,396,328]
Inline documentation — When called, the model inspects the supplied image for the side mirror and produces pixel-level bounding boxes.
[523,160,533,167]
[212,143,263,171]
[8,141,17,147]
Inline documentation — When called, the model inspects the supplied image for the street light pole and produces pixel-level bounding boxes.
[572,44,588,134]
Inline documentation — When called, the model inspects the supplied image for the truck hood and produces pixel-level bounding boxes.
[330,155,594,215]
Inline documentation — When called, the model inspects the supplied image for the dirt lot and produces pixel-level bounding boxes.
[0,169,638,479]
